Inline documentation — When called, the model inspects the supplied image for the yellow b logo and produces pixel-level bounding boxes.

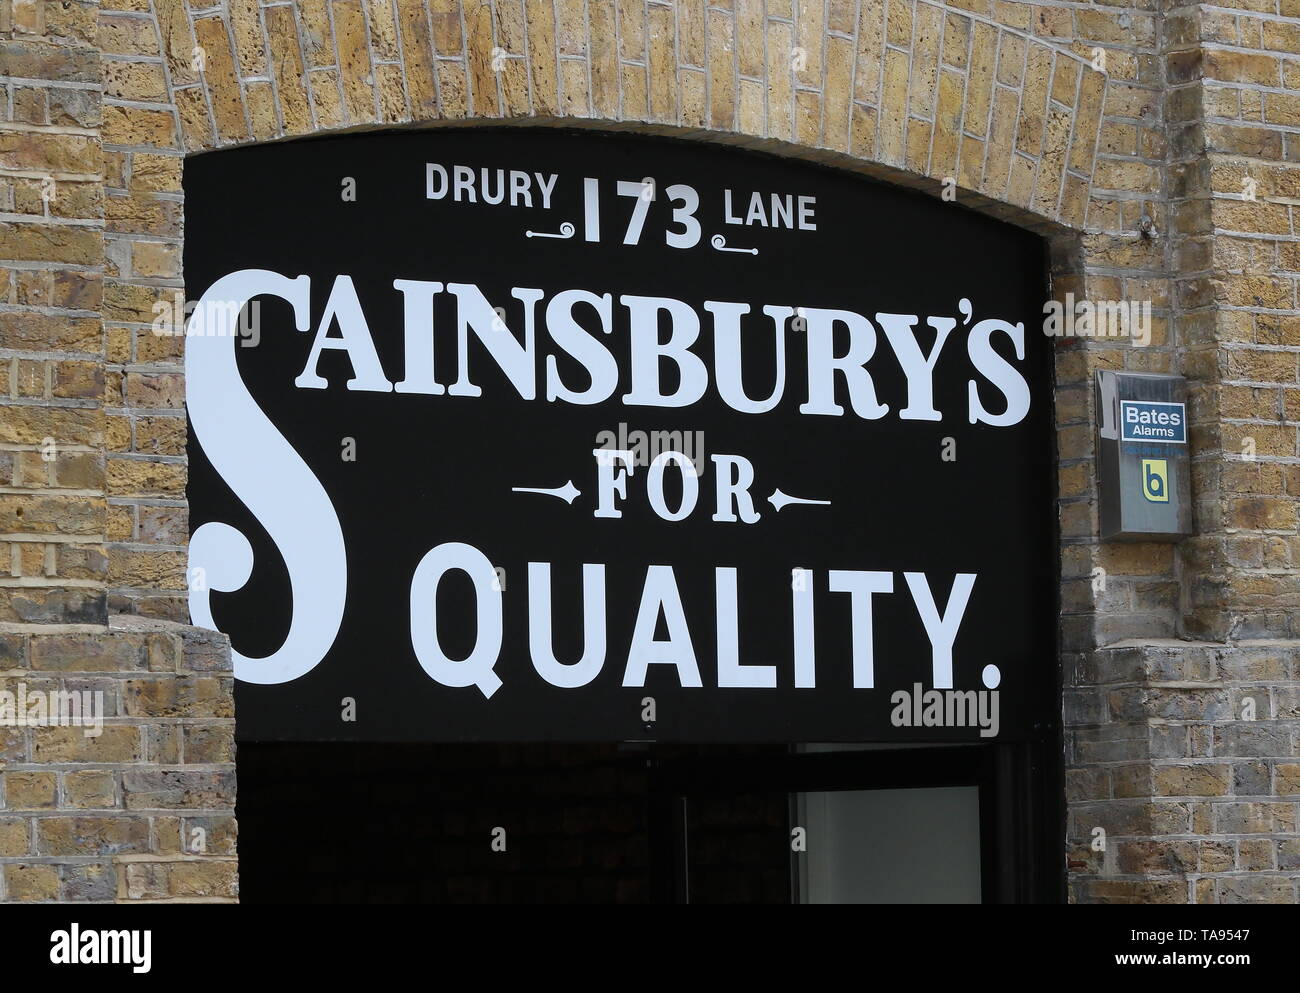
[1141,459,1169,503]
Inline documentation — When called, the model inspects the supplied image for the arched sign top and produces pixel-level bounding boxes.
[183,128,1055,742]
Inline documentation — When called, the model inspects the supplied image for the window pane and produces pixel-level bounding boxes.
[795,786,980,904]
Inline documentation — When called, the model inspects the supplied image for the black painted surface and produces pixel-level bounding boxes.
[185,128,1055,742]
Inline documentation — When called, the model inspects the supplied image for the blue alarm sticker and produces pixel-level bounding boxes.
[1120,400,1186,444]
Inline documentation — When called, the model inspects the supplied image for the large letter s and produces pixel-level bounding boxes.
[186,270,347,684]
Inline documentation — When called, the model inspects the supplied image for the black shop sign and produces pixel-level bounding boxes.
[183,129,1055,742]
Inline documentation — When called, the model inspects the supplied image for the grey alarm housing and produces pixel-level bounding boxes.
[1095,370,1192,541]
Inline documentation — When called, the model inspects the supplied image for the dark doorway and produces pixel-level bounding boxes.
[235,741,786,903]
[236,739,1059,903]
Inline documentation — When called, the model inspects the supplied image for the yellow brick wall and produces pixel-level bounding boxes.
[5,0,1300,903]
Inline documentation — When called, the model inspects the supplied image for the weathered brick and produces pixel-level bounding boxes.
[3,770,57,808]
[5,863,59,901]
[37,816,150,855]
[122,769,236,809]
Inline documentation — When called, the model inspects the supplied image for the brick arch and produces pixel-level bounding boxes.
[92,0,1127,624]
[122,0,1107,232]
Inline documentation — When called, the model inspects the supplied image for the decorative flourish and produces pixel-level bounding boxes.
[511,480,581,504]
[767,488,831,512]
[711,234,758,255]
[526,222,576,240]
